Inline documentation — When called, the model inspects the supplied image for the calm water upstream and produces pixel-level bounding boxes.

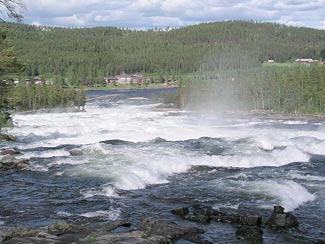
[1,88,325,243]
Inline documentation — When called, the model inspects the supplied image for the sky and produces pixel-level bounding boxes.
[7,0,325,29]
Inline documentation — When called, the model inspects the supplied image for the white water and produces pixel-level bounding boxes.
[8,100,324,210]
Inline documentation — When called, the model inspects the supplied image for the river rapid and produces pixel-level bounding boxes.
[1,88,325,243]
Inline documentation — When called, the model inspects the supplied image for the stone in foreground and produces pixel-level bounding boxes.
[266,206,299,229]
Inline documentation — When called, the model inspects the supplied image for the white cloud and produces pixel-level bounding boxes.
[19,0,325,29]
[55,14,86,26]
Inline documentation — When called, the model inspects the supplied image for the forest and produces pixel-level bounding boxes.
[3,21,325,85]
[178,63,325,114]
[1,20,325,119]
[0,26,85,132]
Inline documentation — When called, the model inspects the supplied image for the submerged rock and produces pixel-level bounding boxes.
[0,134,16,142]
[100,139,134,145]
[171,204,262,226]
[266,206,299,229]
[69,149,83,156]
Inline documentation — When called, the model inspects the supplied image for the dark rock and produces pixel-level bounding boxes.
[1,155,16,163]
[16,162,30,170]
[151,137,167,143]
[0,134,16,142]
[172,204,222,224]
[266,206,299,229]
[240,215,262,227]
[236,225,263,244]
[87,230,161,244]
[171,207,189,218]
[100,139,134,145]
[69,150,83,156]
[1,149,20,155]
[4,237,61,244]
[274,206,284,214]
[190,204,216,223]
[85,218,205,244]
[96,221,132,233]
[139,218,203,240]
[172,204,261,227]
[47,222,91,237]
[0,156,30,171]
[0,228,13,242]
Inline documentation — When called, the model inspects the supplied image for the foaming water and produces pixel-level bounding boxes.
[1,92,325,242]
[5,99,323,197]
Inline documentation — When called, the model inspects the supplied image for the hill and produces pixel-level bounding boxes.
[1,21,325,85]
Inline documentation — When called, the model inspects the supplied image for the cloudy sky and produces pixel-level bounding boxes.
[11,0,325,29]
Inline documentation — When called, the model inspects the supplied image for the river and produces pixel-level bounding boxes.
[0,88,325,243]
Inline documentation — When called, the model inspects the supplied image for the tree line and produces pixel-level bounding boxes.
[3,21,325,87]
[176,63,325,114]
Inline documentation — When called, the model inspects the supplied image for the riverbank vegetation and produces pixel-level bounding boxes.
[183,63,325,114]
[0,26,86,133]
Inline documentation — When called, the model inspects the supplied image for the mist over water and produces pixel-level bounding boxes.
[1,90,325,243]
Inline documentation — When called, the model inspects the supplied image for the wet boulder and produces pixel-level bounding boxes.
[236,225,263,244]
[0,155,30,171]
[266,206,299,229]
[0,228,13,242]
[85,218,207,244]
[139,218,205,243]
[171,205,220,223]
[69,149,83,156]
[171,207,189,218]
[151,137,167,143]
[171,205,262,226]
[240,215,262,227]
[100,139,134,145]
[1,149,20,155]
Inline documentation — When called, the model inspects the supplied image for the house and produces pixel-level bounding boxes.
[116,74,132,84]
[104,76,119,84]
[44,80,53,85]
[25,79,32,84]
[131,75,144,85]
[33,77,42,85]
[104,74,144,85]
[295,58,318,64]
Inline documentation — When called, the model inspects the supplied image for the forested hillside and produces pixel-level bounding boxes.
[3,21,325,86]
[2,21,325,114]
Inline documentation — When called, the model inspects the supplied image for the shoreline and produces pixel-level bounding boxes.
[83,85,178,91]
[237,110,325,121]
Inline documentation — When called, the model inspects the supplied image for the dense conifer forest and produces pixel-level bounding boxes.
[1,20,325,114]
[3,21,325,83]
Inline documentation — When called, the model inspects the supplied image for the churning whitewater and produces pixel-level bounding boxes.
[1,90,325,243]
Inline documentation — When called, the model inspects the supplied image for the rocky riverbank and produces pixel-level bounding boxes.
[0,149,30,171]
[0,204,301,244]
